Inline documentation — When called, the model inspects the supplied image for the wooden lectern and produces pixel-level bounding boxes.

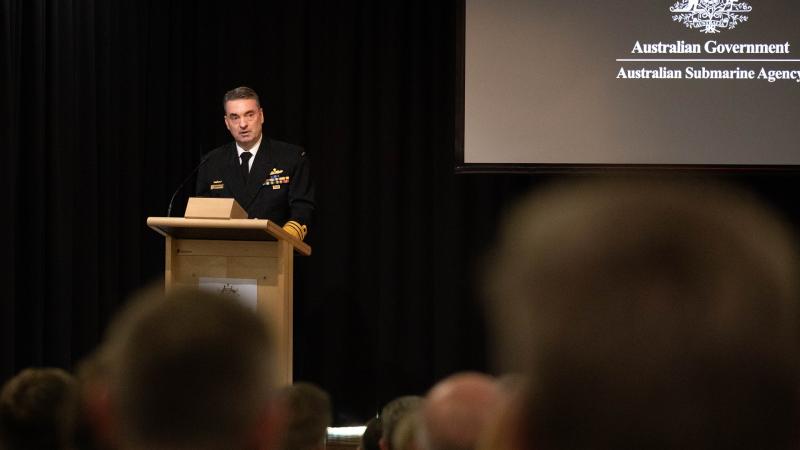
[147,198,311,386]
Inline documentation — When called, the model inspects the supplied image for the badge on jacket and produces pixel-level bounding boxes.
[263,169,290,189]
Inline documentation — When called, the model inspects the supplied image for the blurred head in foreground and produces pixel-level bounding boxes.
[392,410,421,450]
[418,372,502,450]
[100,286,281,450]
[277,382,331,450]
[380,395,423,450]
[0,367,77,450]
[486,177,800,450]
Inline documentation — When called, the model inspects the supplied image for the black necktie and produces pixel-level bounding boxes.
[240,152,252,183]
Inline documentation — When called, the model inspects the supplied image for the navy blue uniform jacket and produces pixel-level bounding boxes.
[195,138,315,227]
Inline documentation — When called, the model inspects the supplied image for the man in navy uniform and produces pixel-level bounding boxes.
[196,86,314,240]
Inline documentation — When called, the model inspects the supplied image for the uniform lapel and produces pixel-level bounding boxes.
[243,138,273,209]
[222,143,249,208]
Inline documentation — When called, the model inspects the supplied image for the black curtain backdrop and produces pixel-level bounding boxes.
[2,0,800,424]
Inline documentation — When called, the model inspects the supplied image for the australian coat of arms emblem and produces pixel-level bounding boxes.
[670,0,752,33]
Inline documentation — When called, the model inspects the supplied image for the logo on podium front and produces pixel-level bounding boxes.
[670,0,752,34]
[199,277,258,311]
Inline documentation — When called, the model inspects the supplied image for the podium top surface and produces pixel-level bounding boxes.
[146,217,311,256]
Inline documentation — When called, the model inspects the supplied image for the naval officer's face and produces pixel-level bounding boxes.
[224,98,264,149]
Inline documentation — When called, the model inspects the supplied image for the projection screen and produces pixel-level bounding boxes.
[459,0,800,169]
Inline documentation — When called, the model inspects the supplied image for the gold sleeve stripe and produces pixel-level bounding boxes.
[284,221,308,240]
[284,221,302,234]
[283,224,301,239]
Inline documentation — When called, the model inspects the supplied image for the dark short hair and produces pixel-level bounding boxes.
[223,86,261,110]
[0,368,77,450]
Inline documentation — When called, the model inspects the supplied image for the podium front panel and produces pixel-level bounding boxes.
[164,238,294,385]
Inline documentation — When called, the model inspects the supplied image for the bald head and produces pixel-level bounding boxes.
[420,372,502,450]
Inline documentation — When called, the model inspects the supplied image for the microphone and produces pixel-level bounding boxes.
[167,153,212,217]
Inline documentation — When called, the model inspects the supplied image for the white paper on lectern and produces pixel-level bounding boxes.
[198,277,258,311]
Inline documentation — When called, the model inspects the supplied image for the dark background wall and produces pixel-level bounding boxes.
[2,0,799,424]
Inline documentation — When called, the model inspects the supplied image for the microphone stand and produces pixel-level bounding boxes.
[167,154,210,217]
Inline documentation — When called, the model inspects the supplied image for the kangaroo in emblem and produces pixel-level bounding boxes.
[674,0,701,12]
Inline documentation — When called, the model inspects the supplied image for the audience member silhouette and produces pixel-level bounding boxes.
[391,411,421,450]
[485,178,800,450]
[0,367,77,450]
[418,372,502,450]
[379,395,422,450]
[277,382,331,450]
[96,286,284,450]
[358,416,382,450]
